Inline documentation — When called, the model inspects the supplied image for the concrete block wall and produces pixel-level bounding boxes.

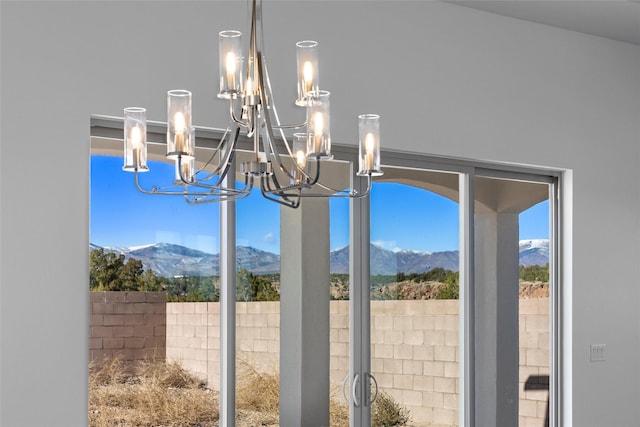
[89,292,166,365]
[519,298,551,427]
[165,299,550,426]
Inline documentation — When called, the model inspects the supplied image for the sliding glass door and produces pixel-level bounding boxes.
[347,161,559,427]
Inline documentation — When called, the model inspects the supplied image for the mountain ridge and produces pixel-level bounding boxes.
[91,240,549,277]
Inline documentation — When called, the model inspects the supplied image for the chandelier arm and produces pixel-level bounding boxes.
[194,125,242,184]
[260,177,301,209]
[229,98,248,128]
[133,170,244,197]
[188,175,254,202]
[195,127,229,177]
[268,173,373,199]
[261,157,322,195]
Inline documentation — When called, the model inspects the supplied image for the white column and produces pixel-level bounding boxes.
[279,198,330,426]
[474,211,520,427]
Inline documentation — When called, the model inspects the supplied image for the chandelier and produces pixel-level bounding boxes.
[122,0,382,208]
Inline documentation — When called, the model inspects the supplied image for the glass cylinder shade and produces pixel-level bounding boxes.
[306,90,332,159]
[295,41,319,106]
[357,114,383,176]
[291,132,308,184]
[218,30,243,99]
[167,90,194,159]
[123,107,148,172]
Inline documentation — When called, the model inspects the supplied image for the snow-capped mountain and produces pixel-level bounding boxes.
[90,239,548,277]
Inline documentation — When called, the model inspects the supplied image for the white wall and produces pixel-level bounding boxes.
[1,1,639,425]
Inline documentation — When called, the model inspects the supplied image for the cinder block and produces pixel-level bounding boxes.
[525,315,549,333]
[401,389,423,406]
[432,407,456,425]
[393,316,413,331]
[91,325,113,339]
[444,361,459,378]
[145,314,166,327]
[393,374,413,390]
[443,392,458,410]
[413,345,434,361]
[92,303,114,315]
[526,348,549,367]
[383,358,403,374]
[412,315,435,330]
[519,399,538,417]
[133,303,154,314]
[124,337,145,349]
[374,344,393,359]
[422,391,444,408]
[445,331,458,347]
[413,375,433,391]
[434,345,456,362]
[402,360,423,376]
[434,377,456,394]
[132,325,154,337]
[374,372,393,388]
[423,361,444,377]
[370,328,385,344]
[90,292,106,303]
[125,292,147,303]
[112,326,134,338]
[89,314,104,326]
[423,330,445,346]
[103,315,124,326]
[403,330,424,346]
[124,314,145,326]
[253,339,268,352]
[103,338,124,349]
[146,292,167,303]
[373,316,393,331]
[207,302,220,314]
[434,315,458,331]
[393,344,413,360]
[105,292,126,303]
[383,330,404,345]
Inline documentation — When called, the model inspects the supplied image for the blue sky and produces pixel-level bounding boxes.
[91,155,549,254]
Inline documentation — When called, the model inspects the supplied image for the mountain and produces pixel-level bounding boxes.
[330,245,459,275]
[91,239,548,277]
[519,239,550,267]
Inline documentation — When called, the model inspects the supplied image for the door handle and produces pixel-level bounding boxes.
[352,373,361,407]
[367,372,379,406]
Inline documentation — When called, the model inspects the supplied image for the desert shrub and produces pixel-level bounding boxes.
[371,391,411,427]
[437,281,459,299]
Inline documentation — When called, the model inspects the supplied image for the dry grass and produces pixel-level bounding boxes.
[89,356,218,427]
[236,360,280,425]
[90,356,409,427]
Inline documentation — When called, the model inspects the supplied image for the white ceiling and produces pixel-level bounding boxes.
[446,1,640,46]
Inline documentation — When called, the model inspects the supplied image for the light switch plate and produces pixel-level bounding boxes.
[590,344,606,362]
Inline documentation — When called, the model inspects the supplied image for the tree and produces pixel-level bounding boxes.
[89,248,164,292]
[236,269,279,302]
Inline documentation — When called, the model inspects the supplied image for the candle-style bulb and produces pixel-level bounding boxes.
[365,133,375,154]
[313,112,324,133]
[226,52,236,74]
[174,112,186,134]
[296,149,306,168]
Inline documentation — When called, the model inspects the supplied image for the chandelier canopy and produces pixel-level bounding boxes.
[122,0,382,208]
